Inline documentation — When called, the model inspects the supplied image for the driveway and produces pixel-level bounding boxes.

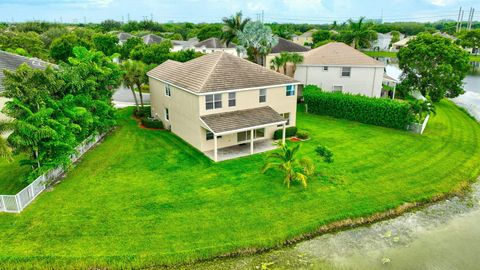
[112,85,151,108]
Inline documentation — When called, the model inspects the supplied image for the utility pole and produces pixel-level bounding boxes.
[456,7,462,32]
[127,13,130,22]
[459,9,464,32]
[261,10,264,23]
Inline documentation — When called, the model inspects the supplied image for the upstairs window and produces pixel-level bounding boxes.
[286,85,295,96]
[323,66,329,71]
[341,67,351,77]
[206,94,222,110]
[228,92,236,107]
[206,130,214,140]
[259,89,267,103]
[165,84,171,96]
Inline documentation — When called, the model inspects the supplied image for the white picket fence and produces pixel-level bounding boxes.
[0,133,105,213]
[408,114,431,135]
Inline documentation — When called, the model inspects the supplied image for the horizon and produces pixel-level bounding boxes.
[0,0,478,24]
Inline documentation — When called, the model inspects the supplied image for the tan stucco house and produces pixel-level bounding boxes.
[292,29,316,46]
[147,52,300,161]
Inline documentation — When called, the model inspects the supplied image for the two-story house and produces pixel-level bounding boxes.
[294,42,385,97]
[147,52,299,161]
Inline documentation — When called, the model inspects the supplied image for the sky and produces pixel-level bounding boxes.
[0,0,479,24]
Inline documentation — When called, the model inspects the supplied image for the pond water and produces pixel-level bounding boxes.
[182,58,480,270]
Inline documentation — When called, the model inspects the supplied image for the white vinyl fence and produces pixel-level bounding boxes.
[0,133,105,213]
[408,114,430,135]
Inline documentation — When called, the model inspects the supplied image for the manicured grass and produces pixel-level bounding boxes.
[0,100,479,269]
[363,50,480,62]
[0,154,30,195]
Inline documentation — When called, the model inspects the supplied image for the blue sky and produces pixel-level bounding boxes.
[0,0,478,23]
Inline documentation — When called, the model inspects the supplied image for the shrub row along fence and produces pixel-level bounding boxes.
[0,133,105,213]
[303,85,414,130]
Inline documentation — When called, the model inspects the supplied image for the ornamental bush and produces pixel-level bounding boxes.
[274,127,297,140]
[141,117,163,129]
[303,85,414,130]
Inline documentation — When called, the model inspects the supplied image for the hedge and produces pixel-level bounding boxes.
[274,127,297,140]
[141,117,164,129]
[134,106,152,118]
[303,85,414,130]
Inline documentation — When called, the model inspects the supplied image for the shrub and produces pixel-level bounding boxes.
[274,127,297,140]
[141,117,163,129]
[296,130,309,140]
[133,106,151,118]
[315,145,334,163]
[303,85,414,130]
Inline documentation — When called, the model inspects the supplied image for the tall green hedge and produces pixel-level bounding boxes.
[303,85,414,130]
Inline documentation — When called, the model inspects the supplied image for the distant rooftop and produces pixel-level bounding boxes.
[0,50,53,92]
[142,34,164,45]
[117,32,133,41]
[271,37,310,54]
[194,38,236,49]
[301,42,385,67]
[147,52,298,93]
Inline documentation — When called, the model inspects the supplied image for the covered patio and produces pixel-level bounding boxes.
[200,106,287,162]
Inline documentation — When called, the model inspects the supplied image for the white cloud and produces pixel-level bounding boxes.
[428,0,456,7]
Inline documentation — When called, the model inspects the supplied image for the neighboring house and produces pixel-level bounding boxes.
[292,29,316,46]
[265,37,310,77]
[117,32,133,45]
[170,37,199,52]
[142,34,164,45]
[370,32,405,51]
[294,42,385,98]
[390,36,415,52]
[0,50,52,120]
[193,38,240,56]
[147,52,299,161]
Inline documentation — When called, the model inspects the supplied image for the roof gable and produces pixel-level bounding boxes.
[302,42,385,67]
[147,52,298,93]
[271,38,310,53]
[194,38,236,49]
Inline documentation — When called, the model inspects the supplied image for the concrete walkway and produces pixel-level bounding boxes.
[204,139,277,161]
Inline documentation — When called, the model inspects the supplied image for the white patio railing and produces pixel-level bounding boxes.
[0,133,105,213]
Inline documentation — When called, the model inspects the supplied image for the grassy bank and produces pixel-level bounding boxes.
[0,154,30,194]
[0,100,479,269]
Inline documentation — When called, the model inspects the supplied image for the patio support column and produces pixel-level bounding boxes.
[392,84,397,99]
[214,135,218,162]
[250,129,254,154]
[282,123,286,145]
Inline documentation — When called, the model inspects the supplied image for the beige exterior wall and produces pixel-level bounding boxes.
[292,36,313,46]
[294,65,384,98]
[265,52,307,77]
[149,77,298,153]
[149,78,203,150]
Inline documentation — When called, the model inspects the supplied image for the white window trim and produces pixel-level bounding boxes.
[165,84,171,97]
[228,92,236,107]
[259,89,267,103]
[286,85,296,96]
[341,67,351,77]
[206,94,222,110]
[164,108,170,121]
[323,66,329,71]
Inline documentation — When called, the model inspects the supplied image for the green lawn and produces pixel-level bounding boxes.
[0,154,30,194]
[0,100,479,269]
[363,50,480,62]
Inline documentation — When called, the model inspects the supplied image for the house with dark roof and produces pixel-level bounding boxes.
[147,52,300,161]
[294,42,385,97]
[0,50,53,120]
[142,34,164,45]
[265,37,310,76]
[193,38,244,57]
[117,32,134,45]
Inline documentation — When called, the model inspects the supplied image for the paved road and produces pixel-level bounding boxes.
[112,85,150,108]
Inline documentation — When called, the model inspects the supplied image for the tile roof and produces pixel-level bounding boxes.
[117,32,133,41]
[194,38,236,49]
[271,37,310,53]
[0,50,53,92]
[142,34,164,45]
[147,52,298,93]
[201,106,286,134]
[301,42,385,67]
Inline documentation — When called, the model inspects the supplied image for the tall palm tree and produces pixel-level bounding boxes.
[342,17,377,49]
[279,52,291,75]
[221,11,251,46]
[0,120,13,161]
[121,60,145,112]
[288,52,304,76]
[262,142,315,188]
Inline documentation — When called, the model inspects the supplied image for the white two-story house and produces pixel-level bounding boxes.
[294,42,385,97]
[147,52,299,161]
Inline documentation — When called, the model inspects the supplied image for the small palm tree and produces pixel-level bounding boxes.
[279,52,291,75]
[0,120,13,161]
[270,56,283,72]
[262,142,315,188]
[288,52,304,76]
[121,60,145,112]
[221,11,250,46]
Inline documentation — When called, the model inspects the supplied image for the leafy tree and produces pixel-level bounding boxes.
[0,31,47,59]
[312,30,331,44]
[398,33,470,102]
[130,41,172,64]
[340,17,377,49]
[50,34,90,62]
[457,29,480,54]
[92,33,119,56]
[409,98,436,123]
[236,21,278,65]
[119,36,143,59]
[40,27,69,48]
[221,11,250,46]
[197,24,223,41]
[390,30,401,46]
[0,120,13,161]
[99,19,122,32]
[262,143,315,188]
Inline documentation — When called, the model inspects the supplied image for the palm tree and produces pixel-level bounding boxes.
[121,60,145,112]
[236,21,278,65]
[342,17,377,49]
[221,11,250,46]
[0,120,13,161]
[288,52,304,76]
[262,142,315,188]
[270,56,283,72]
[279,52,291,75]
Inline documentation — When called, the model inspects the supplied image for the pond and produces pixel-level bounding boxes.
[182,58,480,270]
